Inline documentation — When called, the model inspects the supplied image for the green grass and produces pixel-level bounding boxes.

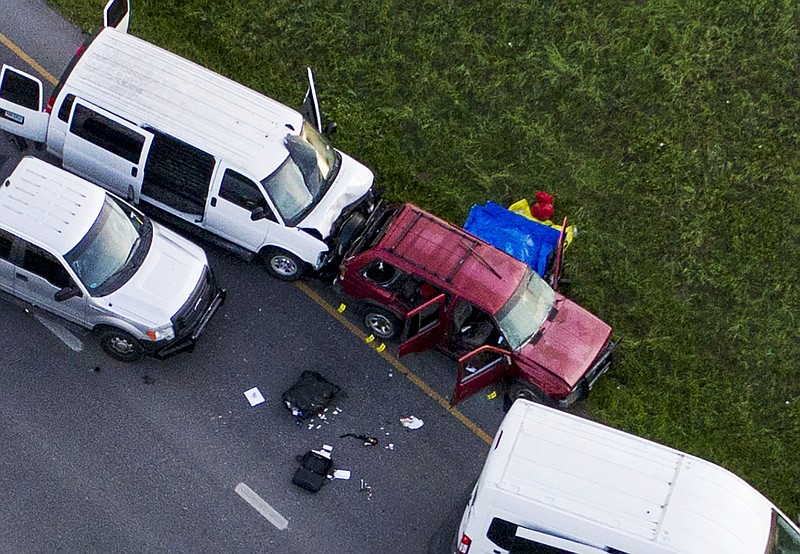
[47,0,800,516]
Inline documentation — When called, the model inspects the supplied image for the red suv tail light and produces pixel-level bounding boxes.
[457,533,471,553]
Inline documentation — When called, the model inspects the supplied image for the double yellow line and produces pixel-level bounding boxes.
[0,30,493,446]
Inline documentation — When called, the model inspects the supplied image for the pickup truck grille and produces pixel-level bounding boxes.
[171,267,216,337]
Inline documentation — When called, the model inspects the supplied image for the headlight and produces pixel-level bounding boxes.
[146,325,175,341]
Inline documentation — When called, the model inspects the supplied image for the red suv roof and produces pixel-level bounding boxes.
[377,204,528,315]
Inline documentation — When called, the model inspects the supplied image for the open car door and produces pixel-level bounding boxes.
[103,0,130,33]
[550,216,567,291]
[0,65,49,142]
[452,346,510,405]
[398,293,446,357]
[300,67,323,134]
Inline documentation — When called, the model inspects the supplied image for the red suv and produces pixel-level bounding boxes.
[336,203,616,407]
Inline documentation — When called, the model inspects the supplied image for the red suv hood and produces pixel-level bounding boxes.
[517,297,612,387]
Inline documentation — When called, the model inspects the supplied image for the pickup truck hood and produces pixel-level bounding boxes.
[103,224,208,327]
[518,297,612,387]
[298,151,374,238]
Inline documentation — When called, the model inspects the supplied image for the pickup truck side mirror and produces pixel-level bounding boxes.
[250,206,266,221]
[54,285,83,302]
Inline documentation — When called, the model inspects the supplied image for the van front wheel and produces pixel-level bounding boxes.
[99,329,144,362]
[363,308,400,340]
[261,248,307,281]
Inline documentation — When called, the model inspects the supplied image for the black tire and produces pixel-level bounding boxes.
[261,248,307,281]
[506,379,555,408]
[363,307,400,340]
[99,328,144,362]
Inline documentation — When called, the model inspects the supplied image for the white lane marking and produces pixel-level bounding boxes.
[33,314,83,352]
[235,483,289,530]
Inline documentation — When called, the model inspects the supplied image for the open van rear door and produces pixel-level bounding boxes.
[103,0,130,33]
[0,65,49,142]
[398,294,446,356]
[453,346,510,404]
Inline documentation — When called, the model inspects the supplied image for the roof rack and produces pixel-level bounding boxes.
[386,209,502,283]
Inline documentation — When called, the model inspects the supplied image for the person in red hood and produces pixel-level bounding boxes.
[530,191,555,221]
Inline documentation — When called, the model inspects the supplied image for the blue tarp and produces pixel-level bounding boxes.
[464,201,560,277]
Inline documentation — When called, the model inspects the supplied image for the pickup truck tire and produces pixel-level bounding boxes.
[363,307,400,340]
[261,248,307,281]
[506,380,554,407]
[99,328,144,362]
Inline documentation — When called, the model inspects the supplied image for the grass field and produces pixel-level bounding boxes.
[47,0,800,516]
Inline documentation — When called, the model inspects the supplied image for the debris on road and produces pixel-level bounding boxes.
[332,469,351,480]
[340,433,379,446]
[400,415,424,430]
[292,445,334,493]
[244,387,265,407]
[282,371,340,419]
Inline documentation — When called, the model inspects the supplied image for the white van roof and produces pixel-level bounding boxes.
[484,400,774,554]
[0,157,105,254]
[65,27,303,179]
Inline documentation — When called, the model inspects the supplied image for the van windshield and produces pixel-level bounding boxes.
[64,196,151,296]
[495,269,556,350]
[766,510,800,554]
[261,122,340,226]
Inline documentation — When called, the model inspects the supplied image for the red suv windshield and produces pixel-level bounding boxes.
[495,269,555,349]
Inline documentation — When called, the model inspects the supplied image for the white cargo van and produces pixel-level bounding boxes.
[455,399,800,554]
[0,0,376,281]
[0,157,225,361]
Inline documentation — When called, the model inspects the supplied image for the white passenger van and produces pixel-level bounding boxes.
[456,399,800,554]
[0,0,376,281]
[0,157,224,362]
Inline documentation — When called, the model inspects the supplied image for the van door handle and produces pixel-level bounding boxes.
[131,166,138,177]
[210,197,217,207]
[15,273,28,281]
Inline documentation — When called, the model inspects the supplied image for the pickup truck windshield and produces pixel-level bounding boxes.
[64,196,150,296]
[495,269,556,350]
[766,510,800,554]
[261,122,340,226]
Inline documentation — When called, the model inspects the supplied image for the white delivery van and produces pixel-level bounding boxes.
[455,399,800,554]
[0,157,225,361]
[0,0,376,281]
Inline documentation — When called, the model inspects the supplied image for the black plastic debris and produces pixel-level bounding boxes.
[340,433,379,446]
[292,448,334,493]
[282,371,340,419]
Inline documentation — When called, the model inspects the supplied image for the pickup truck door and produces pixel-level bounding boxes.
[398,294,446,356]
[452,346,510,404]
[203,167,274,251]
[0,65,49,142]
[103,0,130,33]
[63,100,153,202]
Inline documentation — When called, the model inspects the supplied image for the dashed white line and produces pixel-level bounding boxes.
[33,314,83,352]
[235,483,289,531]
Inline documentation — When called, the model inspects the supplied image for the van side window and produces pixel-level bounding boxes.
[362,260,401,288]
[70,104,144,163]
[220,170,274,219]
[0,229,13,260]
[487,518,577,553]
[21,244,71,288]
[57,94,76,123]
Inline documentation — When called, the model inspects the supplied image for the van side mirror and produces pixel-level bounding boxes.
[54,285,82,302]
[250,206,266,221]
[322,121,338,138]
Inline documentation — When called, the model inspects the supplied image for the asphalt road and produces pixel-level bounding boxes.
[0,3,508,553]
